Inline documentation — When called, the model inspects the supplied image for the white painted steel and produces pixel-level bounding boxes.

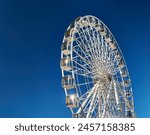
[60,15,135,118]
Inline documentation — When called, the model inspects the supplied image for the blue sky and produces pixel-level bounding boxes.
[0,0,150,118]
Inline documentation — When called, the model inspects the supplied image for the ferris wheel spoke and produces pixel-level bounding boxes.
[79,88,93,100]
[79,27,97,61]
[86,87,98,118]
[100,81,116,117]
[77,84,97,114]
[74,35,94,59]
[88,27,101,56]
[73,55,98,76]
[76,81,93,87]
[71,67,93,78]
[65,66,92,78]
[84,28,99,60]
[98,90,106,117]
[82,95,94,115]
[88,91,101,117]
[72,62,91,73]
[73,49,93,68]
[97,89,103,117]
[108,95,118,117]
[77,29,95,61]
[74,39,93,63]
[73,59,93,75]
[74,37,93,59]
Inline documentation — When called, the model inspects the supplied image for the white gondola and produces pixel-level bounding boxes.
[88,17,95,27]
[65,28,73,42]
[121,69,128,77]
[60,57,72,71]
[129,100,134,108]
[94,19,100,30]
[61,41,71,55]
[119,59,125,68]
[124,79,130,87]
[80,19,89,27]
[95,20,102,31]
[62,75,75,89]
[95,24,101,31]
[99,29,107,36]
[115,50,121,59]
[105,34,111,43]
[90,23,96,27]
[125,89,131,97]
[66,94,79,108]
[110,42,117,50]
[89,17,96,27]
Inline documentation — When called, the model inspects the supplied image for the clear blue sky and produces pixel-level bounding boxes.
[0,0,150,118]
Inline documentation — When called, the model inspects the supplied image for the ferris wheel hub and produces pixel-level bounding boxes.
[93,74,112,86]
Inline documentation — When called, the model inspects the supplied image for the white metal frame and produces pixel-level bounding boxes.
[61,15,135,118]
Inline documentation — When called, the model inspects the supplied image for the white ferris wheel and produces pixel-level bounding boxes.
[60,15,135,118]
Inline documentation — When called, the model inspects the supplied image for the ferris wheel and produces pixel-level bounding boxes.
[60,15,135,118]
